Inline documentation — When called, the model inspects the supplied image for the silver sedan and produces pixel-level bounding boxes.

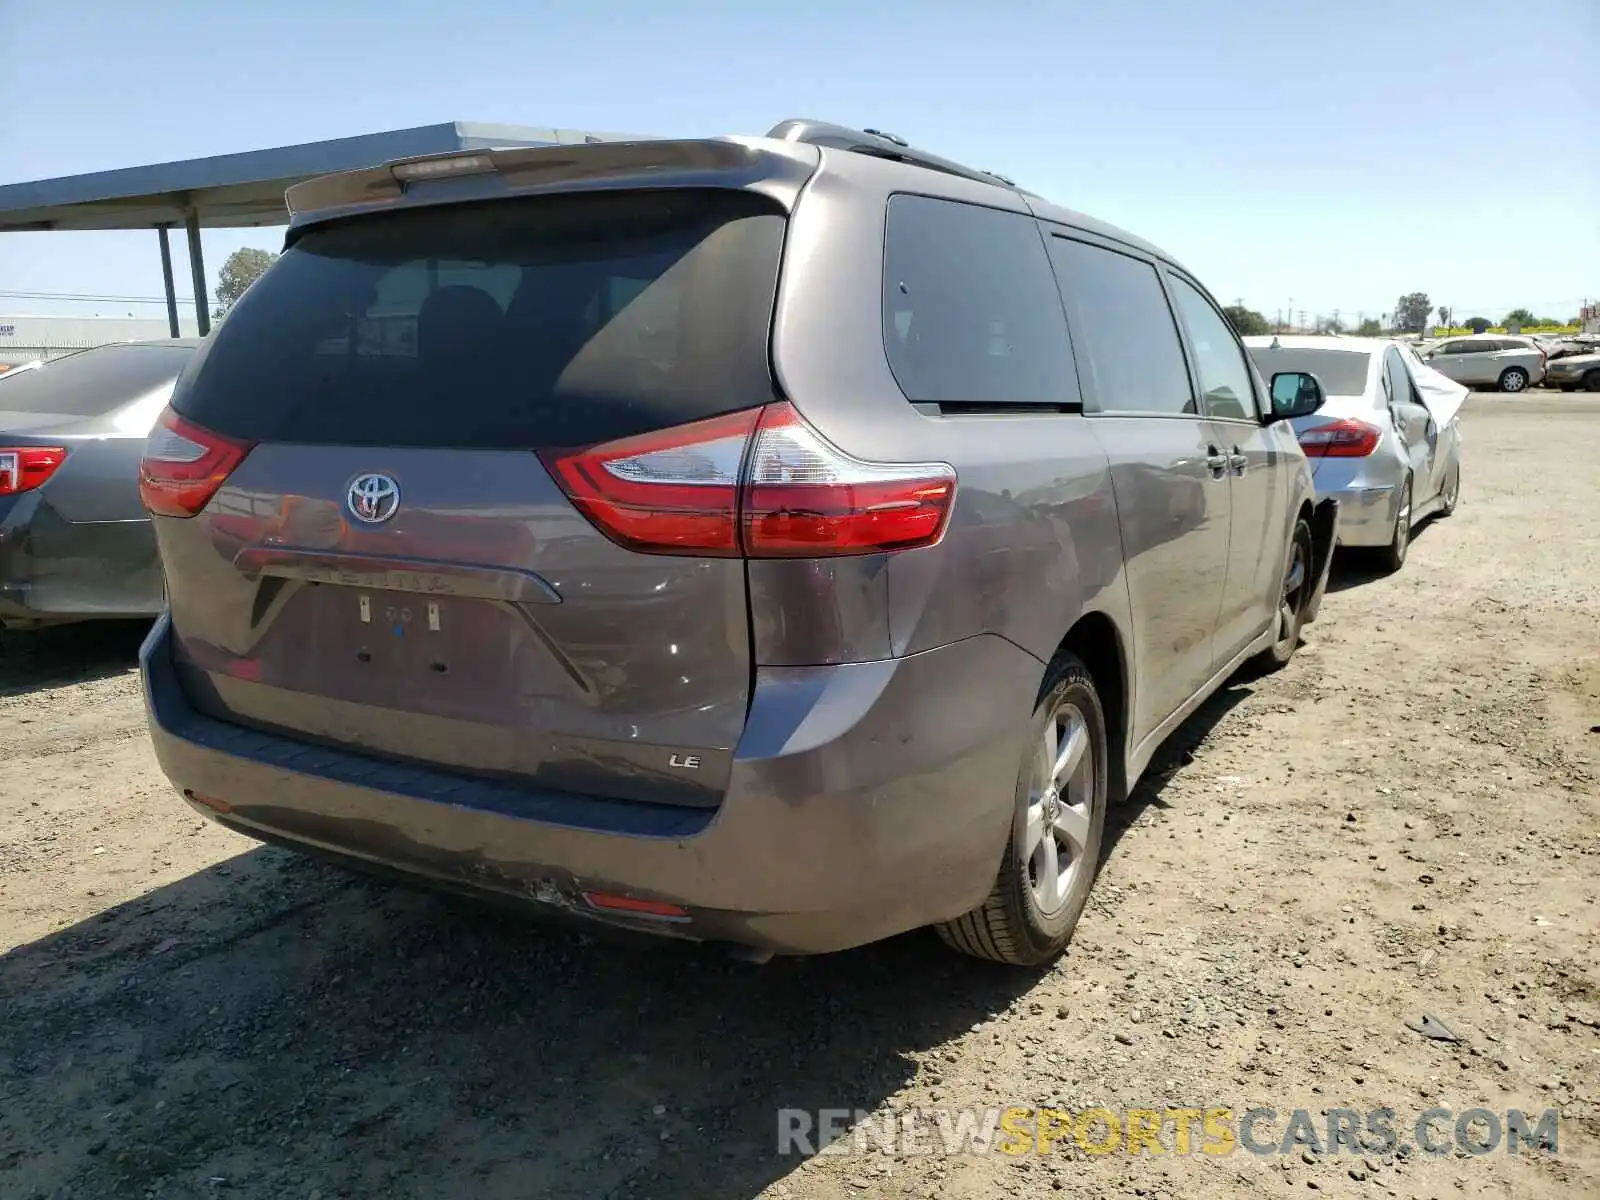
[1245,336,1463,571]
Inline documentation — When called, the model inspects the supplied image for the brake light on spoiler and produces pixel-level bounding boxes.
[540,402,957,558]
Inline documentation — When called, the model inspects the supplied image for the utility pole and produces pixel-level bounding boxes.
[1332,307,1341,333]
[1298,310,1307,331]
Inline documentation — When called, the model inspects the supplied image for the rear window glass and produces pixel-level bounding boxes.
[1245,349,1371,396]
[173,190,785,448]
[881,194,1078,407]
[0,343,194,416]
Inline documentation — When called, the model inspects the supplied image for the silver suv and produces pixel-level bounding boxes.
[138,120,1338,965]
[1422,334,1545,392]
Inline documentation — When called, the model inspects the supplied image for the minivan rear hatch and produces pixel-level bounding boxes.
[154,188,786,808]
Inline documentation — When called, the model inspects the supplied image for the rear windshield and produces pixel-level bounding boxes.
[173,189,785,448]
[0,343,194,416]
[1245,348,1371,397]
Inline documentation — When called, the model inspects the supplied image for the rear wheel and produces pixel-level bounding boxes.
[1498,367,1529,393]
[936,656,1107,966]
[1379,475,1413,573]
[1251,516,1313,673]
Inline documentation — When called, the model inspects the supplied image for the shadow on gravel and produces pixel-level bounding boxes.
[0,620,150,699]
[0,845,1043,1200]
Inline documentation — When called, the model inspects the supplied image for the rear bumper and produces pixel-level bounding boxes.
[140,615,1040,955]
[0,493,164,628]
[1320,483,1395,547]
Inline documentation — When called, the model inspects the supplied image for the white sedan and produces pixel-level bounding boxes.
[1245,336,1466,571]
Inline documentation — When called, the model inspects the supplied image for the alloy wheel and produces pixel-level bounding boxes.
[1023,702,1095,917]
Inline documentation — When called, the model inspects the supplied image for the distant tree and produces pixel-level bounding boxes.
[1356,318,1382,337]
[214,247,280,315]
[1436,305,1452,329]
[1222,305,1271,336]
[1502,307,1535,328]
[1394,293,1433,333]
[1464,316,1491,333]
[1319,316,1345,335]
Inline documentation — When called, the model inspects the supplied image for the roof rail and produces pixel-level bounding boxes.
[765,119,1019,191]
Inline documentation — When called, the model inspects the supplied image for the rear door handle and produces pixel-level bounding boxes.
[1205,448,1229,478]
[1228,448,1249,475]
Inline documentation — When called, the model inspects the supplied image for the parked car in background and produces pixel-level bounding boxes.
[1545,335,1600,362]
[1,340,199,630]
[138,120,1338,968]
[1421,334,1544,392]
[1541,350,1600,392]
[1245,336,1463,571]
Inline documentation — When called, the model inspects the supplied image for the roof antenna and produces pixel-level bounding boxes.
[1269,335,1281,349]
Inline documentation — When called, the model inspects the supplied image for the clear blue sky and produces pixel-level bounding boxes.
[1,0,1595,326]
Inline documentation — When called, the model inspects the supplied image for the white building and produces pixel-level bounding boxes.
[0,314,202,369]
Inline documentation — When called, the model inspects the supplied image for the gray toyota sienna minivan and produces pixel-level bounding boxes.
[139,120,1338,965]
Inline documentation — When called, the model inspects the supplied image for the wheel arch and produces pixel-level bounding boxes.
[1046,611,1130,806]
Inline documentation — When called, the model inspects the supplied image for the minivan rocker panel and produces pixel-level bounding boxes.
[140,123,1337,961]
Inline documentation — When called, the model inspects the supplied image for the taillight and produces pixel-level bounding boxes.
[541,409,759,556]
[0,446,68,496]
[1298,418,1381,458]
[540,402,957,558]
[741,403,957,556]
[139,407,253,518]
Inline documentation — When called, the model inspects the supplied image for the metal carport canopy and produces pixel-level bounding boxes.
[0,121,651,337]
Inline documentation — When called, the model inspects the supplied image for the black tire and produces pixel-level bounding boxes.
[1378,475,1413,573]
[1583,370,1600,394]
[1250,516,1314,674]
[936,655,1108,966]
[1498,367,1529,393]
[1437,463,1460,518]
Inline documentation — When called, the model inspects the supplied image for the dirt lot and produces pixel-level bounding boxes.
[1,393,1596,1200]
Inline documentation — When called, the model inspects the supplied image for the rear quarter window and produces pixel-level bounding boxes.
[880,194,1078,408]
[172,189,786,448]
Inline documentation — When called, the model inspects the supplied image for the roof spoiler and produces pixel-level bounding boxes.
[283,138,811,226]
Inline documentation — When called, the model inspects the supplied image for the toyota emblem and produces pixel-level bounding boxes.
[347,472,400,524]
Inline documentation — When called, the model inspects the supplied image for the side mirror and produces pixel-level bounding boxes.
[1268,371,1325,421]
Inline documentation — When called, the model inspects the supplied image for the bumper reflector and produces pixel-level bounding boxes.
[582,892,690,921]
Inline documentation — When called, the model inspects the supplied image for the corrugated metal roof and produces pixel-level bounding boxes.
[0,121,653,232]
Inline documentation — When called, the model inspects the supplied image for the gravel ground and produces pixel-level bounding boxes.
[1,393,1596,1200]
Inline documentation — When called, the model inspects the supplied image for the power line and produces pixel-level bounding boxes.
[0,289,199,306]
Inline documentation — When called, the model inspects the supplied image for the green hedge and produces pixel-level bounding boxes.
[1431,325,1579,337]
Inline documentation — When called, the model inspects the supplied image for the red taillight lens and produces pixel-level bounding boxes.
[741,404,957,556]
[540,403,958,559]
[139,408,253,518]
[1298,418,1381,458]
[0,446,68,496]
[540,409,759,556]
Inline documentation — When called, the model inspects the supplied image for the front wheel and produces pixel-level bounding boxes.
[1498,367,1529,393]
[1378,476,1413,573]
[1250,516,1313,673]
[1583,370,1600,394]
[936,656,1107,966]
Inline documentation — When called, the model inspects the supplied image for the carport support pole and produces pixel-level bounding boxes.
[157,226,180,339]
[184,211,210,337]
